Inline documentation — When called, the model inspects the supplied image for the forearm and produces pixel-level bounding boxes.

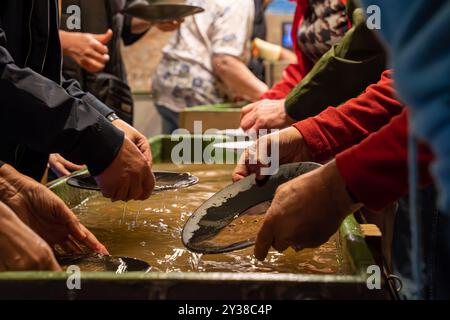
[213,55,268,102]
[293,70,404,162]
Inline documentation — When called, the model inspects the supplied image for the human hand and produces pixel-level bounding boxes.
[49,154,85,178]
[0,202,61,271]
[254,160,362,261]
[232,127,311,182]
[240,99,295,133]
[112,119,152,165]
[95,137,155,202]
[0,165,108,255]
[155,19,184,32]
[60,29,113,73]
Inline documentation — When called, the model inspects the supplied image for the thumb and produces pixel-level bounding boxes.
[94,29,113,44]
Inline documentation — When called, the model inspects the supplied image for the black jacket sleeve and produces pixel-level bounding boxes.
[61,78,114,117]
[0,161,4,169]
[0,41,124,176]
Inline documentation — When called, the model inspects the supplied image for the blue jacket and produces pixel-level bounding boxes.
[361,0,450,212]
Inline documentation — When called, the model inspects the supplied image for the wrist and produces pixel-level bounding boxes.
[323,161,362,220]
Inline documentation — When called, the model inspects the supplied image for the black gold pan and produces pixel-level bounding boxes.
[123,2,205,23]
[182,162,322,254]
[57,253,151,273]
[67,171,199,192]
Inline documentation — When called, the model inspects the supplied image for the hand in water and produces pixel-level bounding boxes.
[0,164,108,255]
[254,161,362,261]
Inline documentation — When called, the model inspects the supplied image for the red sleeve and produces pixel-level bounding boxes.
[336,110,434,211]
[260,63,306,99]
[293,70,404,162]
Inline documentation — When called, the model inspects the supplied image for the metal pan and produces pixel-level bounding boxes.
[67,171,199,192]
[123,3,204,23]
[182,162,322,254]
[57,253,151,273]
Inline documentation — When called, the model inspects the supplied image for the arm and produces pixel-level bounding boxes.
[285,7,387,120]
[336,110,434,211]
[360,0,450,211]
[0,43,123,176]
[294,70,404,162]
[212,54,268,102]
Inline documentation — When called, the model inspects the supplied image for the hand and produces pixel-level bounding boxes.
[254,160,362,261]
[155,20,184,32]
[112,119,152,165]
[232,127,311,182]
[240,99,295,133]
[60,29,113,73]
[0,165,108,255]
[49,154,85,178]
[95,137,155,202]
[0,202,61,271]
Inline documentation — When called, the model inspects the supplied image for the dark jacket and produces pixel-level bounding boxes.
[0,0,124,180]
[61,0,148,124]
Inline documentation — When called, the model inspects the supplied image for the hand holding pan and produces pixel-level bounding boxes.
[182,162,322,254]
[67,171,199,192]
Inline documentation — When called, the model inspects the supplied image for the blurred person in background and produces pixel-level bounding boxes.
[240,0,386,133]
[49,0,182,177]
[152,0,269,134]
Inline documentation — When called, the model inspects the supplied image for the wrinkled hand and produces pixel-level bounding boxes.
[254,161,362,261]
[0,165,108,255]
[155,20,184,32]
[49,154,85,178]
[0,202,61,271]
[95,137,155,202]
[240,99,295,132]
[112,119,152,165]
[232,127,311,182]
[60,29,113,73]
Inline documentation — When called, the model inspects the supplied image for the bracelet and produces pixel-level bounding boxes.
[107,113,120,122]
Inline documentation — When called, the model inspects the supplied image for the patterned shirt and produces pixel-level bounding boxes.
[152,0,255,112]
[298,0,349,63]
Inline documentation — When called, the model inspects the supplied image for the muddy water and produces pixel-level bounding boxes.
[73,164,346,274]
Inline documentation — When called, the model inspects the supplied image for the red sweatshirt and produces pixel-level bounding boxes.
[261,0,348,100]
[293,70,434,211]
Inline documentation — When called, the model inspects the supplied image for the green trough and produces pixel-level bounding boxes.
[0,135,390,299]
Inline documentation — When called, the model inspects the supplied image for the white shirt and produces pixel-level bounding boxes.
[152,0,255,112]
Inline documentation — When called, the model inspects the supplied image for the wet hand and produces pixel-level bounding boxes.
[254,161,362,261]
[0,165,108,255]
[232,127,311,182]
[112,119,153,165]
[95,137,155,202]
[240,99,295,132]
[0,202,61,271]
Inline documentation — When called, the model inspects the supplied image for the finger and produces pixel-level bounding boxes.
[81,58,106,73]
[93,29,113,45]
[85,48,110,63]
[240,110,257,132]
[60,159,85,172]
[113,182,130,202]
[90,39,109,55]
[46,255,63,272]
[254,216,275,261]
[240,102,257,119]
[68,222,109,255]
[59,239,82,255]
[272,238,290,253]
[53,162,71,177]
[137,169,154,201]
[136,138,152,165]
